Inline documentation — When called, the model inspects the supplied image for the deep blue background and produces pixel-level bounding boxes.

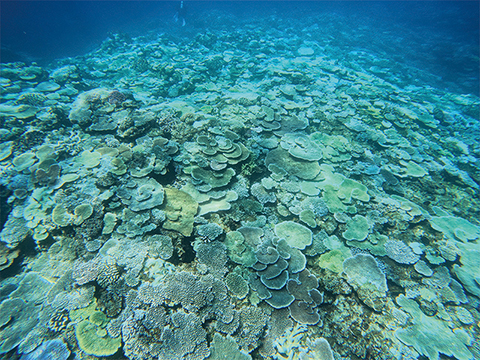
[1,1,178,62]
[1,1,479,94]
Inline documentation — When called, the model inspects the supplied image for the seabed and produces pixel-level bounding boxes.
[0,8,479,360]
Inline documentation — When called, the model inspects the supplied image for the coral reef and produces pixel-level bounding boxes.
[0,5,478,360]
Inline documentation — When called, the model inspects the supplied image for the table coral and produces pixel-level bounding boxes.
[209,333,252,360]
[160,187,198,236]
[275,221,312,250]
[395,294,473,360]
[75,318,121,357]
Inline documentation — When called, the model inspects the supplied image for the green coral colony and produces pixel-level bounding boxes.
[0,9,479,360]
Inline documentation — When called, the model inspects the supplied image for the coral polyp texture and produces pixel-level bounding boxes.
[0,4,479,360]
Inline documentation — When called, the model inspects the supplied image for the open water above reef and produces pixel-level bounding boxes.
[0,1,479,360]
